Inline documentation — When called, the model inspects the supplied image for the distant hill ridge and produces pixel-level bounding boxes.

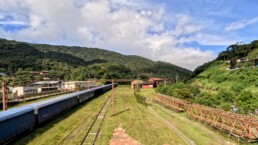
[0,38,191,80]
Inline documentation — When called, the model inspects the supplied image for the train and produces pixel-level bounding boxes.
[0,84,116,145]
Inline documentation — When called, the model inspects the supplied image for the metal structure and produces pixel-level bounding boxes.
[154,93,258,142]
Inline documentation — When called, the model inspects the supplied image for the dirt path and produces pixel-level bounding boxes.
[109,127,142,145]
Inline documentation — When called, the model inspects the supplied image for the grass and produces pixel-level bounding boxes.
[95,86,187,145]
[138,88,155,96]
[152,104,236,145]
[13,86,255,145]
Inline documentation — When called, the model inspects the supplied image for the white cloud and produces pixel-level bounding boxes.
[179,33,236,46]
[0,0,217,70]
[225,17,258,31]
[174,14,203,36]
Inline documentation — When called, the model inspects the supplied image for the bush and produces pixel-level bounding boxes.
[216,89,235,102]
[237,91,258,113]
[231,83,245,93]
[155,83,200,100]
[195,92,217,107]
[134,91,148,105]
[219,102,231,111]
[215,75,227,83]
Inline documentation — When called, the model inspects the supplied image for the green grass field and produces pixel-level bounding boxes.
[12,86,247,145]
[95,86,187,145]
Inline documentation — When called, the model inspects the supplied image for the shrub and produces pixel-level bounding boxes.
[134,91,148,105]
[216,89,235,102]
[219,102,231,111]
[231,83,245,93]
[195,92,216,107]
[237,91,258,113]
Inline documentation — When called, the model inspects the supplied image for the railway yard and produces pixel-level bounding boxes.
[4,86,248,145]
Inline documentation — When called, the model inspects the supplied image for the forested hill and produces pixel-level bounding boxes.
[0,38,191,80]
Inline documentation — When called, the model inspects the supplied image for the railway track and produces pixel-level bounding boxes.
[80,97,110,145]
[58,96,111,145]
[58,111,95,145]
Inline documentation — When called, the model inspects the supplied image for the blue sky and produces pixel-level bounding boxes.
[0,0,258,70]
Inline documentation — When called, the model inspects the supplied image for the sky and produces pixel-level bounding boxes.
[0,0,258,70]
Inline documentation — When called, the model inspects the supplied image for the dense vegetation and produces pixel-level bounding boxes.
[0,38,191,85]
[157,41,258,114]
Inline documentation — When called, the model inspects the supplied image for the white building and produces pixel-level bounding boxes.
[31,81,61,88]
[11,86,59,97]
[62,81,96,91]
[12,86,38,96]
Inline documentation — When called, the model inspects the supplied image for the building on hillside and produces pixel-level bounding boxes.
[131,80,144,89]
[62,81,96,91]
[31,81,61,88]
[226,57,258,69]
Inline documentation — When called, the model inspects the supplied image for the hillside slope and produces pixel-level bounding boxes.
[0,38,191,80]
[156,40,258,114]
[190,41,258,114]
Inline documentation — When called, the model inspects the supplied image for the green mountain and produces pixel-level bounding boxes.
[156,40,258,114]
[0,38,191,81]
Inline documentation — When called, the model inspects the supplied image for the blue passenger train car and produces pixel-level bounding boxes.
[0,106,35,144]
[0,84,116,145]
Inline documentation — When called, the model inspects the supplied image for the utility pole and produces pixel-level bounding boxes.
[2,80,6,111]
[112,79,114,116]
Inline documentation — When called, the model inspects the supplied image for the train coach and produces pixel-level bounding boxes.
[0,84,116,145]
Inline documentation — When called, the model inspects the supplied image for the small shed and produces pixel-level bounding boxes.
[131,80,144,89]
[142,83,154,89]
[148,78,165,87]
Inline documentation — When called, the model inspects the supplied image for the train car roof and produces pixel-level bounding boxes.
[25,85,110,109]
[0,106,34,122]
